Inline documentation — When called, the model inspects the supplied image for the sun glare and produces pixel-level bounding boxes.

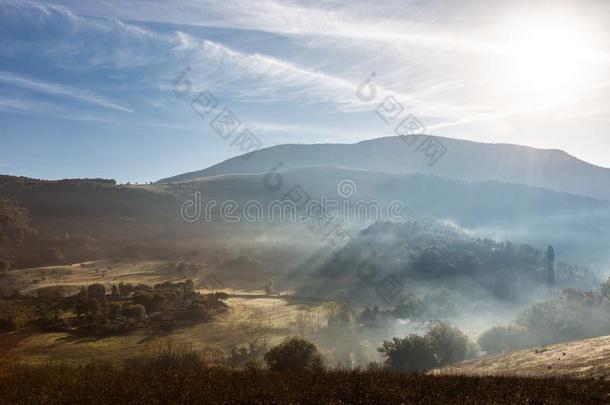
[497,14,603,105]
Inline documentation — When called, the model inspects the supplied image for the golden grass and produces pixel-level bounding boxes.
[1,363,610,404]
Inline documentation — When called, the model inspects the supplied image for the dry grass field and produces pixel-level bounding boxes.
[1,260,176,296]
[2,365,610,404]
[437,334,610,379]
[0,260,318,365]
[1,295,308,365]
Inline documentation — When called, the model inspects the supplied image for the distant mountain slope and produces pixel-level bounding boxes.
[162,166,610,265]
[437,334,610,379]
[3,166,610,271]
[158,136,610,201]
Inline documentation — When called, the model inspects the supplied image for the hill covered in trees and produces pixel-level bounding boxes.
[301,220,597,325]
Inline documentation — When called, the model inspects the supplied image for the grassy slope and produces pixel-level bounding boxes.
[1,260,172,295]
[2,295,305,365]
[438,335,610,379]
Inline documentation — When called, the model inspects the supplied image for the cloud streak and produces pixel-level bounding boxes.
[0,71,133,113]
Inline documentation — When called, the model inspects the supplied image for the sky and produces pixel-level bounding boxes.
[1,0,609,183]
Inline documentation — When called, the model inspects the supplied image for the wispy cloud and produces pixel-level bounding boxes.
[48,0,499,54]
[0,96,112,123]
[2,0,608,169]
[184,38,365,110]
[0,71,133,113]
[246,120,378,142]
[0,0,182,68]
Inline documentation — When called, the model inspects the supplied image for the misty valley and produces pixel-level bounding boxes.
[2,136,610,380]
[3,1,610,402]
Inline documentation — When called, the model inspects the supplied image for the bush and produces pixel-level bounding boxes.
[227,342,267,369]
[264,337,323,372]
[478,324,528,355]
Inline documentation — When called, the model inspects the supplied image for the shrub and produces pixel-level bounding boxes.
[264,337,323,371]
[227,342,267,369]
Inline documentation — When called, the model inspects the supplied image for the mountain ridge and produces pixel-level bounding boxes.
[157,135,610,201]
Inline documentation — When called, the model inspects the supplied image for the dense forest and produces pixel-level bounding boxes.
[306,220,596,309]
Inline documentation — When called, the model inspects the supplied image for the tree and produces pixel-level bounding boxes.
[0,198,35,243]
[124,304,146,322]
[264,279,275,295]
[378,335,439,372]
[425,322,469,366]
[478,324,528,354]
[0,259,10,273]
[37,248,64,265]
[546,245,556,287]
[86,298,100,322]
[86,283,106,299]
[264,337,323,371]
[107,302,122,318]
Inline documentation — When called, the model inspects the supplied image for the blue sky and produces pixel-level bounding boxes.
[1,0,609,183]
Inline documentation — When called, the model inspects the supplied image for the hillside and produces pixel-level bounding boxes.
[3,167,610,272]
[157,136,610,201]
[294,220,597,331]
[158,167,610,265]
[438,334,610,379]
